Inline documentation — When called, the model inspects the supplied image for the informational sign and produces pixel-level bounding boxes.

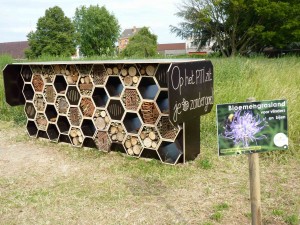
[216,99,288,156]
[167,61,214,125]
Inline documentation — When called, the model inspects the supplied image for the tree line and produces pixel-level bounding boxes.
[170,0,300,57]
[26,5,157,58]
[26,1,299,58]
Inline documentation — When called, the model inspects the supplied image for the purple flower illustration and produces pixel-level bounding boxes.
[224,110,267,147]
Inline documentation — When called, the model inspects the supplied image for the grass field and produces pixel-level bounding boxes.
[0,55,299,224]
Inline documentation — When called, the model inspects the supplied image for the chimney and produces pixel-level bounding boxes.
[133,26,137,33]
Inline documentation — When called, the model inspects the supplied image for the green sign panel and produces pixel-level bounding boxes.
[216,99,288,156]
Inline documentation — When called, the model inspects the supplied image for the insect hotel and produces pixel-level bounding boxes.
[3,59,213,165]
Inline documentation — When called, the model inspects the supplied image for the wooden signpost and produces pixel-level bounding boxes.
[216,98,288,224]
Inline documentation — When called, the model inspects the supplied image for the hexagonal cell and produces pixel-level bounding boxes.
[47,124,59,142]
[78,75,93,96]
[80,97,95,118]
[107,99,125,121]
[45,104,58,123]
[66,86,81,106]
[120,64,140,87]
[76,64,92,76]
[158,141,183,164]
[123,134,143,157]
[44,85,56,103]
[137,64,158,76]
[94,131,111,152]
[56,96,69,115]
[81,119,96,137]
[22,83,34,101]
[57,115,71,134]
[53,64,67,75]
[92,87,109,108]
[42,65,55,83]
[106,76,123,97]
[155,64,170,88]
[54,75,67,94]
[139,101,160,125]
[138,77,158,100]
[105,64,123,75]
[157,116,180,141]
[83,137,97,148]
[123,112,142,134]
[24,102,36,119]
[121,88,141,111]
[69,127,84,147]
[140,148,161,161]
[60,65,79,85]
[91,64,107,85]
[110,143,127,154]
[30,65,43,75]
[34,94,46,112]
[37,130,49,139]
[156,90,169,114]
[68,107,82,127]
[140,126,161,150]
[59,134,71,144]
[108,122,126,143]
[32,74,44,92]
[26,120,38,137]
[94,109,110,130]
[36,113,48,131]
[21,65,32,82]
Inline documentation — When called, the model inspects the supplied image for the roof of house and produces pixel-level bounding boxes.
[157,43,186,51]
[0,41,29,59]
[120,26,142,39]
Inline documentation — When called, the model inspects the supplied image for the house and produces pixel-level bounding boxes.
[157,43,187,56]
[0,41,29,59]
[118,26,142,51]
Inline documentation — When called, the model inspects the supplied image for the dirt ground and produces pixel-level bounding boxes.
[0,121,299,225]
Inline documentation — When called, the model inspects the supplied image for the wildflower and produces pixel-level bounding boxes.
[224,110,267,147]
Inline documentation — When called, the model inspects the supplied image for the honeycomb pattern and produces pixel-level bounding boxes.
[21,62,183,165]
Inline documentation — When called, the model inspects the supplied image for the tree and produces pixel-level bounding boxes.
[121,27,158,58]
[170,0,300,57]
[26,6,76,58]
[74,5,120,56]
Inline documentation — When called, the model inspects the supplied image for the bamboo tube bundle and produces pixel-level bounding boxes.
[124,135,143,156]
[140,126,160,149]
[95,131,111,152]
[69,127,83,146]
[80,97,95,118]
[79,75,93,96]
[42,65,55,83]
[65,65,79,84]
[91,64,107,85]
[122,89,141,111]
[32,75,44,92]
[140,102,159,124]
[56,97,69,114]
[44,85,56,103]
[94,109,110,130]
[68,107,82,126]
[36,113,48,130]
[157,116,179,140]
[109,122,125,143]
[34,94,45,112]
[121,65,140,87]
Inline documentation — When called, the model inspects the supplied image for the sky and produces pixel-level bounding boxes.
[0,0,185,44]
